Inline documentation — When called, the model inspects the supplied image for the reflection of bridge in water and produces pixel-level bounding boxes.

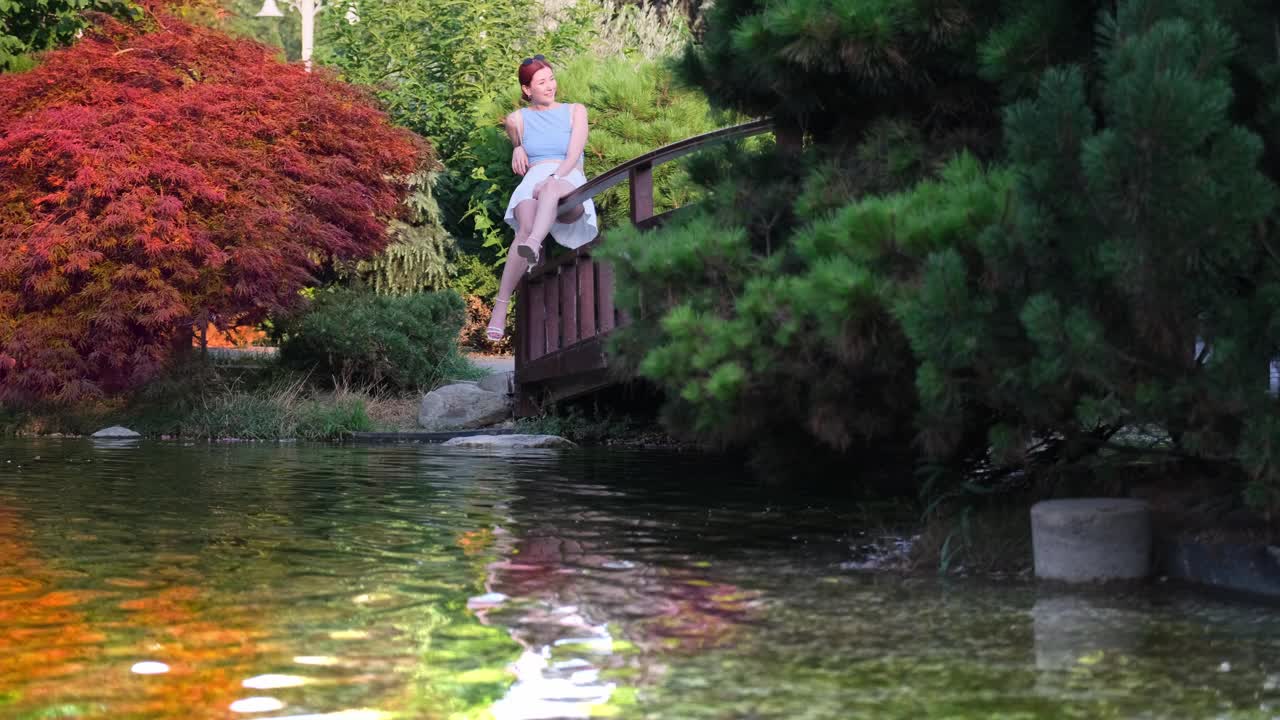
[513,119,781,415]
[465,506,765,719]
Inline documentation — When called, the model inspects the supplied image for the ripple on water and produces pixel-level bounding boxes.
[0,439,1278,720]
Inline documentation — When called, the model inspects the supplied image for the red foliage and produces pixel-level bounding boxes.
[0,13,430,402]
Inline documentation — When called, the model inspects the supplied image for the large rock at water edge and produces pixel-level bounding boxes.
[442,434,576,449]
[418,383,511,430]
[91,425,141,438]
[1031,498,1151,582]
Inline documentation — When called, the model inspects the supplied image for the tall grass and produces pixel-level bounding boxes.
[180,376,379,441]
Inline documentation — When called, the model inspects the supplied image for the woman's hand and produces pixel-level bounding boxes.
[511,146,529,176]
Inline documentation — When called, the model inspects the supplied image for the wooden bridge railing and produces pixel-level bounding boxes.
[513,117,778,414]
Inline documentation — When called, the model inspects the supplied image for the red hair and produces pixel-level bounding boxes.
[518,58,553,101]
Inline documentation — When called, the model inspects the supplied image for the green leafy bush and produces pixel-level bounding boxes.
[317,0,591,163]
[1,0,139,72]
[280,289,467,390]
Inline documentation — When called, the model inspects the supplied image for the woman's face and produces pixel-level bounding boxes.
[523,67,556,105]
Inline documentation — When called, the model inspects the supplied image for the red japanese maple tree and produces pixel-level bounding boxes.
[0,12,429,402]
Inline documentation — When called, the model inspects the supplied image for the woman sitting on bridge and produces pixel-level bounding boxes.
[486,55,598,342]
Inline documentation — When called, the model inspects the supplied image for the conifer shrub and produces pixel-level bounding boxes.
[280,290,467,391]
[606,0,1280,512]
[601,152,1009,455]
[900,2,1280,507]
[334,171,455,296]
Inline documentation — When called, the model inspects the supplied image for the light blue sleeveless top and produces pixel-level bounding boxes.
[521,104,582,166]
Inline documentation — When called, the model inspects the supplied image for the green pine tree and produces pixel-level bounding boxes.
[602,0,1280,512]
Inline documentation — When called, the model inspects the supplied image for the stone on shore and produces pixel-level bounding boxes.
[91,426,141,438]
[441,434,576,449]
[418,383,511,430]
[1031,498,1151,582]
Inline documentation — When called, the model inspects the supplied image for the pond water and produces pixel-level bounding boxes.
[1,439,1278,720]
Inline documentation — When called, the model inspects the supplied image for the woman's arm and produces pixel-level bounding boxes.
[553,104,588,179]
[505,111,528,176]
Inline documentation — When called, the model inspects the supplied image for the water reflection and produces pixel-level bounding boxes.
[0,438,1278,719]
[1031,593,1144,672]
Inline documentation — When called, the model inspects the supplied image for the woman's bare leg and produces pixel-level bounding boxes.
[517,179,577,260]
[487,200,538,339]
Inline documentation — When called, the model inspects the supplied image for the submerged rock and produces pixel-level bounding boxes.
[418,383,511,430]
[441,434,576,449]
[91,426,141,438]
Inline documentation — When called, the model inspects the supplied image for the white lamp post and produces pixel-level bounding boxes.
[256,0,325,72]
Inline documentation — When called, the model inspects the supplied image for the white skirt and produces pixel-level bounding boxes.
[504,162,599,250]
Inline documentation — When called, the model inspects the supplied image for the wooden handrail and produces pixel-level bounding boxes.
[556,117,775,215]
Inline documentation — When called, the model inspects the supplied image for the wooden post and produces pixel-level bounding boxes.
[629,161,654,225]
[514,275,528,370]
[775,125,802,153]
[528,281,546,361]
[560,264,579,347]
[577,259,596,340]
[545,273,561,354]
[597,261,616,333]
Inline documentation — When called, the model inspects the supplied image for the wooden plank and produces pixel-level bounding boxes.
[561,263,579,347]
[577,259,596,340]
[517,335,610,384]
[528,281,546,361]
[527,236,599,282]
[629,162,654,224]
[539,369,613,406]
[597,260,616,333]
[545,271,561,354]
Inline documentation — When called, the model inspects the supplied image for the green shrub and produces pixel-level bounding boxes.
[336,171,456,297]
[590,0,692,61]
[1,0,140,73]
[317,0,591,163]
[600,152,1009,455]
[294,395,374,440]
[181,386,294,441]
[280,290,467,391]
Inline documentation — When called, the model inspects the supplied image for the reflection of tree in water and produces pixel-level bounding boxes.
[1,443,531,719]
[0,504,270,718]
[0,504,108,708]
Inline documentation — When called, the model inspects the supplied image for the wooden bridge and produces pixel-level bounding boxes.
[512,117,777,415]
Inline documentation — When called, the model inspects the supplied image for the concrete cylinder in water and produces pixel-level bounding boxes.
[1030,499,1151,582]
